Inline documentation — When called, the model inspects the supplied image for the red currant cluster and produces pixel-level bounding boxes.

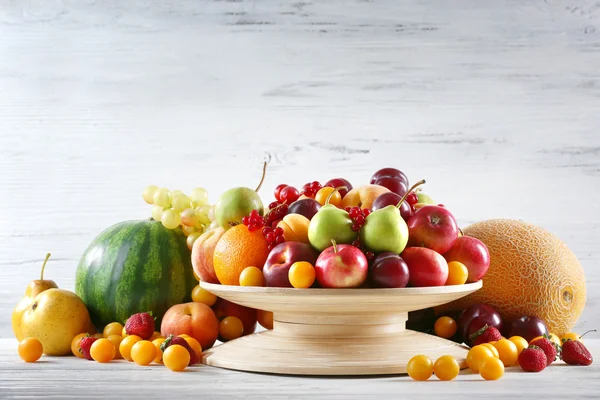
[301,181,322,197]
[406,192,419,212]
[345,206,371,232]
[266,201,289,227]
[263,226,285,251]
[241,210,265,232]
[351,238,375,261]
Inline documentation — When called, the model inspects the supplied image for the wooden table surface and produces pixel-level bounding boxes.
[1,338,598,399]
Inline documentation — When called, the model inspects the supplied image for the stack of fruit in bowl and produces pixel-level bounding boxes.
[189,166,491,291]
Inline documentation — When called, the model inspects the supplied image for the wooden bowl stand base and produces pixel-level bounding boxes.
[202,311,469,376]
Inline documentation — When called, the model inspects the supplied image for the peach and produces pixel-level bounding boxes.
[276,214,310,244]
[160,302,219,350]
[341,184,390,210]
[192,227,226,284]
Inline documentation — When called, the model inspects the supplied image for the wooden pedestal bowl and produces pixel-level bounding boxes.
[200,281,482,376]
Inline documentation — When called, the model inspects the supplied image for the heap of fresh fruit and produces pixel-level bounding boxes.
[189,166,492,290]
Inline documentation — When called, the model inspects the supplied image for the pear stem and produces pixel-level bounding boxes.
[254,161,268,192]
[331,239,338,253]
[325,186,347,206]
[40,253,51,280]
[396,179,426,208]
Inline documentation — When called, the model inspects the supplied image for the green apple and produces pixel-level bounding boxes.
[308,205,357,251]
[417,192,436,205]
[360,205,408,254]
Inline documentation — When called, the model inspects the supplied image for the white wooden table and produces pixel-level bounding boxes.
[0,338,598,399]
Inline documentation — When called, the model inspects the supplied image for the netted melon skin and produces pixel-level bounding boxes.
[442,219,586,336]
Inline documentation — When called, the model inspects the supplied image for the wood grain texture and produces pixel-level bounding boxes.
[1,0,600,340]
[1,338,600,399]
[199,282,479,374]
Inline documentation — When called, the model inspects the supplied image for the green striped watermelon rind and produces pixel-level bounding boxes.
[75,219,195,332]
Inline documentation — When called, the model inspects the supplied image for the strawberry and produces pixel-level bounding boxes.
[518,345,547,372]
[124,312,155,340]
[79,336,98,361]
[469,324,502,346]
[530,336,559,366]
[562,339,593,366]
[160,335,199,365]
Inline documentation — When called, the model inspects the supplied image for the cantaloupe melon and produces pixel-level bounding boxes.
[440,219,586,336]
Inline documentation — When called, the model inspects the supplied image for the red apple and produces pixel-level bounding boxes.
[212,298,257,338]
[160,302,220,350]
[370,167,409,186]
[369,252,410,288]
[263,241,319,287]
[401,247,449,287]
[443,235,490,282]
[324,178,353,198]
[315,244,368,288]
[406,205,459,254]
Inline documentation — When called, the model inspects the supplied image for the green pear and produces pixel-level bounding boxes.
[308,204,357,251]
[417,192,436,205]
[214,162,267,229]
[360,205,409,254]
[215,187,264,229]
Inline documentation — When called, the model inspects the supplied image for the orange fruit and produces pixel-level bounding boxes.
[440,219,586,335]
[257,310,273,330]
[213,225,269,285]
[71,333,88,358]
[18,338,43,362]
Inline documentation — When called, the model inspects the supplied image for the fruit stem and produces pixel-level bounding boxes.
[396,179,426,208]
[331,239,338,253]
[325,186,347,206]
[579,330,597,339]
[254,162,268,192]
[40,253,51,280]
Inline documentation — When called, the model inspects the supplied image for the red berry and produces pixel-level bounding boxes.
[562,338,593,366]
[362,209,371,217]
[351,224,360,232]
[242,216,249,226]
[519,346,547,372]
[79,336,98,360]
[280,186,300,203]
[406,192,418,205]
[265,233,276,243]
[269,201,279,209]
[355,214,365,225]
[529,337,558,365]
[271,219,281,228]
[262,227,273,235]
[469,325,502,346]
[274,184,288,202]
[275,235,285,244]
[125,312,155,340]
[267,244,275,251]
[311,181,321,189]
[365,252,375,261]
[351,239,361,247]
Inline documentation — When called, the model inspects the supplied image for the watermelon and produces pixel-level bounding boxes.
[75,219,195,331]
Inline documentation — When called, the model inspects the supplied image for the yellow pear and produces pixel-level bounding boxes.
[12,254,58,341]
[21,288,93,356]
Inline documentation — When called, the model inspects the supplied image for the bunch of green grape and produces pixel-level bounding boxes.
[142,185,217,250]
